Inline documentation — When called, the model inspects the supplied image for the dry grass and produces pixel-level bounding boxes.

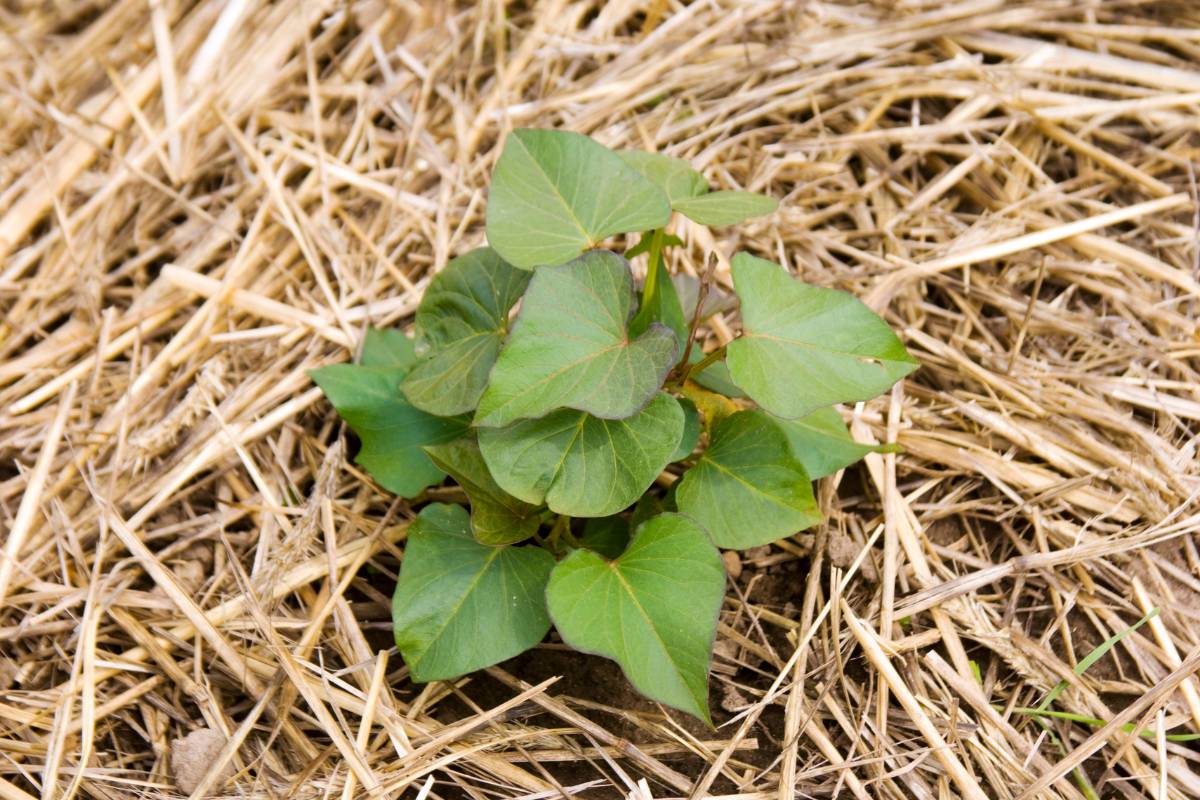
[2,1,1200,798]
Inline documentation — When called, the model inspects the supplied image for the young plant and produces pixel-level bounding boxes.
[311,129,917,723]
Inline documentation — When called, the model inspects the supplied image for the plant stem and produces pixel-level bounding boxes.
[682,343,727,383]
[677,253,715,371]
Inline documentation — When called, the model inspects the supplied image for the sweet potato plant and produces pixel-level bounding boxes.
[311,129,917,722]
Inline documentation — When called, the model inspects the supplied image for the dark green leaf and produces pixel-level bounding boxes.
[629,492,667,530]
[616,150,708,205]
[393,504,554,681]
[671,398,701,461]
[401,248,530,416]
[475,251,678,427]
[361,328,417,369]
[727,253,918,419]
[486,129,671,269]
[579,516,630,560]
[676,410,820,548]
[673,191,778,226]
[424,439,541,545]
[546,512,725,723]
[310,364,466,498]
[774,407,885,479]
[478,392,684,517]
[630,256,688,352]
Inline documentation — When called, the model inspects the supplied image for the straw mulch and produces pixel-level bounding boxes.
[3,1,1200,798]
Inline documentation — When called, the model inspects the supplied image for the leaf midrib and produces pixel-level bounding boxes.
[608,559,695,707]
[513,133,594,246]
[410,545,505,673]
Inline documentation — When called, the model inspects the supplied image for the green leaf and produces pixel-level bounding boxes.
[673,191,778,226]
[486,129,671,269]
[310,364,467,498]
[423,439,541,545]
[630,255,688,352]
[362,328,417,369]
[616,150,708,205]
[726,253,918,419]
[393,504,554,682]
[478,392,684,517]
[546,512,725,723]
[475,251,678,427]
[774,407,886,479]
[579,516,630,560]
[671,398,701,461]
[676,410,820,548]
[401,248,530,416]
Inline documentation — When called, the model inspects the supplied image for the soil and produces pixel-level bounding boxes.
[389,550,814,796]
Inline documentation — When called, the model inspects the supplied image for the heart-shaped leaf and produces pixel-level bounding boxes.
[727,253,918,419]
[774,407,889,479]
[486,129,671,269]
[393,504,554,681]
[478,392,684,517]
[546,512,725,723]
[424,438,541,545]
[673,191,778,226]
[475,251,678,427]
[401,248,531,416]
[309,362,467,499]
[361,327,417,369]
[675,410,820,548]
[617,150,708,205]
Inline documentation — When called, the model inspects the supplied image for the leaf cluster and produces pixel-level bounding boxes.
[311,129,917,722]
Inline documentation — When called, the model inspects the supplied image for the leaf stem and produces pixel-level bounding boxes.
[681,343,727,384]
[545,514,578,555]
[642,228,666,296]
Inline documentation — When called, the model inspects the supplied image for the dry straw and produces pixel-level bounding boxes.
[2,1,1200,799]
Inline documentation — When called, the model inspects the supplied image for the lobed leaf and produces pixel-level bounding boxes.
[402,248,530,416]
[616,150,708,205]
[310,361,466,498]
[393,504,554,682]
[675,410,820,548]
[475,251,678,427]
[424,438,541,545]
[774,406,888,479]
[361,327,417,369]
[726,253,918,419]
[546,513,725,723]
[673,191,778,226]
[478,392,684,517]
[486,129,671,269]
